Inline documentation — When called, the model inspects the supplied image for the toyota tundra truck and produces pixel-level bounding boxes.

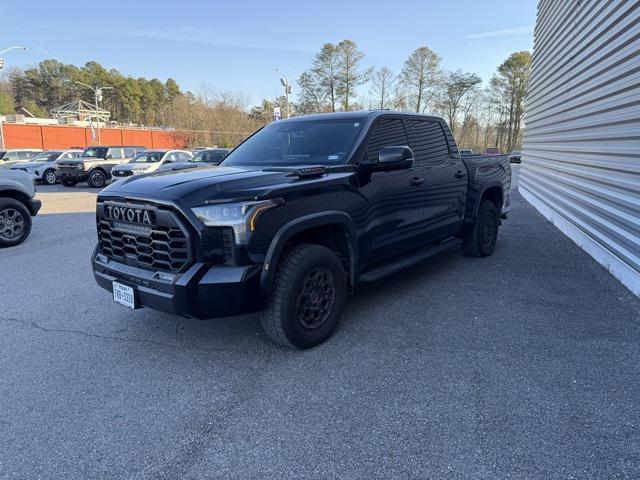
[92,111,511,349]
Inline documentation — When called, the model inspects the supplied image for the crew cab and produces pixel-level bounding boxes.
[111,150,193,178]
[92,111,511,349]
[0,169,42,247]
[57,145,146,188]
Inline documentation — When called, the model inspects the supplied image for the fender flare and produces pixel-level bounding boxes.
[260,211,359,292]
[471,182,504,220]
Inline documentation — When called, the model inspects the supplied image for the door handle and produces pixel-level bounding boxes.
[410,177,425,186]
[454,170,466,179]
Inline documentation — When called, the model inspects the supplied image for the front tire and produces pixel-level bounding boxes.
[88,170,107,188]
[43,169,57,185]
[462,200,499,257]
[0,199,32,248]
[261,243,347,349]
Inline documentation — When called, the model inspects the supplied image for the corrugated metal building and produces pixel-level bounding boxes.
[520,0,640,296]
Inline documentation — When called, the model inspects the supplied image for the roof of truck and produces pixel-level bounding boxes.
[278,110,445,124]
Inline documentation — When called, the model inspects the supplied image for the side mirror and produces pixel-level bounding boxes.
[375,146,414,170]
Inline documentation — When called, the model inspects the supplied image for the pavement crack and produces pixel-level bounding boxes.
[0,315,213,353]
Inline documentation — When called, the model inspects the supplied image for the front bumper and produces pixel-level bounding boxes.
[27,198,42,216]
[92,247,266,318]
[57,171,89,182]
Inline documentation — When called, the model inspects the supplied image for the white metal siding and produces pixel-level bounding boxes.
[521,0,640,295]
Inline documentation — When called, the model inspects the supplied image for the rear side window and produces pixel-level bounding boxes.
[408,120,449,165]
[18,151,32,160]
[365,118,408,163]
[108,148,124,159]
[123,147,136,157]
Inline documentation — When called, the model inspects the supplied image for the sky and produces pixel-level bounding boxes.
[1,0,537,106]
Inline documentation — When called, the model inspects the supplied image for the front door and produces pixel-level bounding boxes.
[357,116,429,267]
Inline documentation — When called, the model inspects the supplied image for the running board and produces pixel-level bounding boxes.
[357,237,462,283]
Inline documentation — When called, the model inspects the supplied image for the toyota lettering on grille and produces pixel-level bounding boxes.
[105,205,155,225]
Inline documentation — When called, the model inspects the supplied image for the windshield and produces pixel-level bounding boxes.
[190,149,227,163]
[81,147,108,159]
[33,152,61,162]
[222,119,364,167]
[131,151,163,163]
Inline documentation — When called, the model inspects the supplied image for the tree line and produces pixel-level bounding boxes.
[0,41,531,151]
[254,42,532,153]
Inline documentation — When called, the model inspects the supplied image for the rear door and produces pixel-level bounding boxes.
[407,119,467,241]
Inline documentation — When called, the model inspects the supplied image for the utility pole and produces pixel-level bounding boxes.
[274,68,292,118]
[74,82,113,145]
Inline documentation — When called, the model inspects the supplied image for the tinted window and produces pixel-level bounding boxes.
[408,120,449,165]
[223,119,364,167]
[365,118,408,163]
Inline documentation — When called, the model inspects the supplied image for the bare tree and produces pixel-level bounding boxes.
[335,40,371,111]
[370,67,395,109]
[399,46,441,113]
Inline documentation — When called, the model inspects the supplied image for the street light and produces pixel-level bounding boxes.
[274,67,292,118]
[0,46,27,149]
[74,81,114,145]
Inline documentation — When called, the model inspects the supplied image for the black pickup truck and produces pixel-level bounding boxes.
[92,111,511,348]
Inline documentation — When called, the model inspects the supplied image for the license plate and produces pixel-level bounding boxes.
[112,282,136,309]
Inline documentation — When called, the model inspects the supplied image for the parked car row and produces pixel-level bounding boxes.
[2,145,232,187]
[458,148,523,164]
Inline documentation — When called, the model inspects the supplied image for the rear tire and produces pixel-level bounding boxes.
[260,243,347,349]
[61,179,77,187]
[0,198,32,248]
[462,200,499,257]
[43,169,57,185]
[88,170,107,188]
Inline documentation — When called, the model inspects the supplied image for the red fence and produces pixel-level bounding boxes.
[1,123,189,150]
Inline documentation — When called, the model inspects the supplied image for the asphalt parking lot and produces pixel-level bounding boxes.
[1,168,640,479]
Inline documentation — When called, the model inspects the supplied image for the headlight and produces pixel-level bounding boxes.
[191,199,281,244]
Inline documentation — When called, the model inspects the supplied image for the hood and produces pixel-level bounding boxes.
[100,164,356,208]
[13,161,47,169]
[113,163,152,173]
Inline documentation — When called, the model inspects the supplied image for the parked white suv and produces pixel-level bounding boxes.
[0,149,43,168]
[0,169,41,247]
[10,149,83,185]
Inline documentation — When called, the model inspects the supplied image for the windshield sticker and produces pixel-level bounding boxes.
[328,155,341,161]
[353,122,360,127]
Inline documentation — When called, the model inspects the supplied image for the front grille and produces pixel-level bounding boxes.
[57,162,83,171]
[97,201,193,273]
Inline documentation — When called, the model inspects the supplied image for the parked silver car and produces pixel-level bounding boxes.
[10,149,83,185]
[111,149,193,178]
[0,169,41,247]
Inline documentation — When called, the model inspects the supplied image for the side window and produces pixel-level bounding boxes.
[18,151,31,160]
[109,148,124,159]
[365,118,408,163]
[408,120,449,165]
[123,147,135,158]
